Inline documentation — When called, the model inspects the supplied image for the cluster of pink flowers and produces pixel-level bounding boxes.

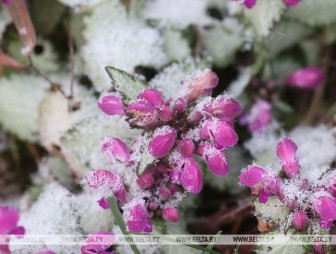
[86,69,242,232]
[233,0,304,9]
[239,137,336,232]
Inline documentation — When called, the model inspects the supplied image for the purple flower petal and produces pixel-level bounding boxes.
[162,207,180,222]
[180,157,203,194]
[239,166,265,187]
[101,137,131,163]
[126,204,148,232]
[292,210,308,231]
[276,137,300,179]
[148,126,177,158]
[98,93,125,116]
[137,89,164,108]
[287,67,324,89]
[313,196,336,221]
[0,206,19,234]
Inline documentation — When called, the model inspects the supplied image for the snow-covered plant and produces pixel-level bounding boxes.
[85,67,242,232]
[240,137,336,239]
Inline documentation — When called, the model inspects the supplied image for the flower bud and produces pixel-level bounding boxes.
[137,173,155,189]
[276,137,300,179]
[292,210,308,231]
[159,187,172,201]
[137,89,164,108]
[149,126,177,158]
[313,245,324,254]
[162,207,180,222]
[203,148,229,176]
[179,157,203,193]
[98,92,125,116]
[126,203,148,232]
[313,196,336,221]
[159,106,174,122]
[204,97,242,120]
[148,201,159,211]
[258,189,271,204]
[287,67,324,89]
[127,99,158,126]
[97,197,110,210]
[201,121,238,148]
[173,98,187,112]
[184,70,219,103]
[244,0,256,9]
[101,137,130,163]
[81,231,114,254]
[177,139,195,157]
[283,0,303,6]
[319,219,334,229]
[239,166,265,187]
[0,206,20,235]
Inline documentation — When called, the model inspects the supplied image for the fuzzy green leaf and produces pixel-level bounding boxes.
[105,66,147,102]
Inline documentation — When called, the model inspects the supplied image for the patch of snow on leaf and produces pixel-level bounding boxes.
[81,0,167,92]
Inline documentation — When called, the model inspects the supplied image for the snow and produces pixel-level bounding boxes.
[81,0,167,92]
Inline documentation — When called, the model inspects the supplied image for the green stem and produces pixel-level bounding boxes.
[107,197,141,254]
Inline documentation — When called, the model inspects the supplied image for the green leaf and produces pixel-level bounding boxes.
[105,66,147,102]
[286,0,336,27]
[203,25,242,67]
[274,101,294,114]
[137,136,157,175]
[265,20,311,57]
[244,0,286,37]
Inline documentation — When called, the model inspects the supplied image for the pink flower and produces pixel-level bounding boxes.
[137,89,164,108]
[148,126,177,158]
[159,106,174,122]
[184,70,219,103]
[203,148,229,176]
[101,137,131,164]
[292,210,308,230]
[201,121,238,148]
[162,207,180,222]
[240,99,272,133]
[127,99,158,126]
[97,198,110,210]
[283,0,303,6]
[173,98,187,112]
[81,231,115,254]
[276,137,300,179]
[244,0,257,9]
[313,196,336,221]
[177,138,195,157]
[239,166,265,187]
[287,67,324,89]
[137,173,155,189]
[85,170,127,203]
[126,203,148,232]
[204,97,242,120]
[0,206,25,254]
[98,93,125,116]
[179,157,203,193]
[159,188,172,201]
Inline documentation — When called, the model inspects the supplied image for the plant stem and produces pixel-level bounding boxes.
[107,197,141,254]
